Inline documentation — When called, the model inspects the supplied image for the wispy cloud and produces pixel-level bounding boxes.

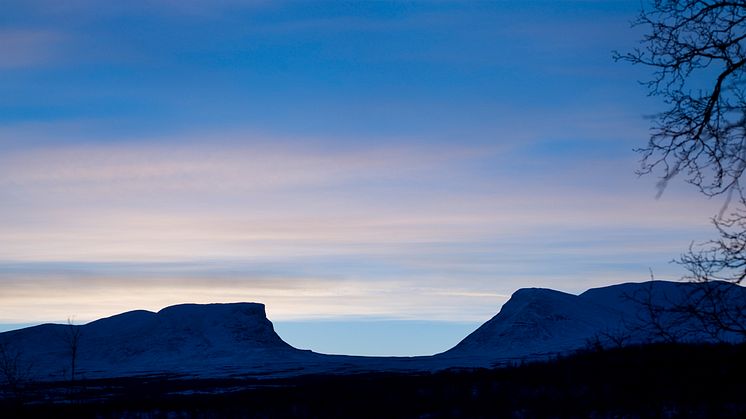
[0,270,512,323]
[0,29,67,69]
[0,130,719,265]
[0,140,480,193]
[0,1,717,336]
[0,130,714,325]
[12,0,273,19]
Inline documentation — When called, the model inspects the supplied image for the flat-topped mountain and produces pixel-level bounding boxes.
[1,302,310,381]
[1,281,744,381]
[84,302,295,355]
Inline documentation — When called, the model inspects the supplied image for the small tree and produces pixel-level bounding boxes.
[64,318,81,383]
[0,341,32,396]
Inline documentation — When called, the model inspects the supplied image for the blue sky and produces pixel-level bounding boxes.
[0,1,724,355]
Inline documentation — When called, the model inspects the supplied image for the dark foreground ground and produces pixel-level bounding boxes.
[2,343,745,418]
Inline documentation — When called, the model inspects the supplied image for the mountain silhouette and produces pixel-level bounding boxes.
[2,280,743,381]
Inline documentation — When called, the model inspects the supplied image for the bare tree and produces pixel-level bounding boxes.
[617,0,746,339]
[678,212,746,338]
[628,280,688,343]
[616,0,746,199]
[588,277,745,350]
[586,326,634,351]
[0,341,32,396]
[625,278,746,343]
[64,318,81,383]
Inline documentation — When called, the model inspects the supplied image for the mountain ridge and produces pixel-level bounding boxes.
[2,280,744,381]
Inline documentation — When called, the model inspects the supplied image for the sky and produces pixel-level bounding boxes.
[0,0,726,356]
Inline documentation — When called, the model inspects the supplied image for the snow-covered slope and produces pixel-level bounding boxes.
[580,280,746,343]
[442,288,623,359]
[1,281,743,381]
[442,280,745,364]
[0,303,315,381]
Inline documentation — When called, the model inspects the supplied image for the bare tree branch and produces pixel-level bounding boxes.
[618,0,746,342]
[616,0,746,198]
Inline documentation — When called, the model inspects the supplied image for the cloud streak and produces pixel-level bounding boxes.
[0,1,722,350]
[0,270,512,324]
[0,29,67,69]
[0,139,480,192]
[0,130,718,326]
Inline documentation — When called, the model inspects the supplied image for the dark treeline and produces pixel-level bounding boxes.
[3,343,745,418]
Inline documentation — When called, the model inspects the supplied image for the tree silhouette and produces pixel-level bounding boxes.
[616,0,746,199]
[0,341,32,395]
[64,318,81,383]
[678,219,746,338]
[616,0,746,341]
